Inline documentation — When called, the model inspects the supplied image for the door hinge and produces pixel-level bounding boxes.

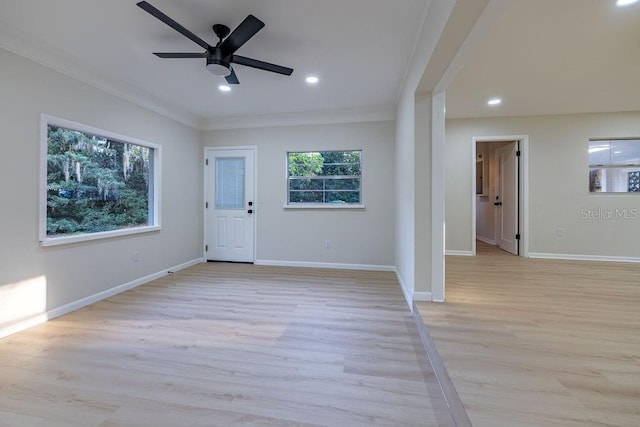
[516,234,521,240]
[205,202,208,209]
[516,150,521,157]
[205,245,208,252]
[205,158,209,165]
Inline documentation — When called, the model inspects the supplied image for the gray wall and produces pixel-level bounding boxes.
[0,48,203,332]
[446,112,640,259]
[203,121,396,267]
[395,90,417,295]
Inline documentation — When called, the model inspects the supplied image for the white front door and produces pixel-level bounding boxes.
[205,148,255,262]
[497,143,519,255]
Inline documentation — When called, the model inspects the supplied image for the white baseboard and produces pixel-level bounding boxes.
[254,259,395,272]
[445,250,473,256]
[528,253,640,263]
[393,268,413,311]
[476,236,496,245]
[392,269,433,307]
[0,257,204,340]
[413,291,433,302]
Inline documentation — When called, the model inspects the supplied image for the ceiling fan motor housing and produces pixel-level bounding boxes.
[206,49,232,76]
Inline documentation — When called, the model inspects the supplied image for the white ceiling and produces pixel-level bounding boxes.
[0,0,638,128]
[446,0,640,119]
[0,0,427,126]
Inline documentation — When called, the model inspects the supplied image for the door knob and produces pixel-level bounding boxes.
[248,209,253,214]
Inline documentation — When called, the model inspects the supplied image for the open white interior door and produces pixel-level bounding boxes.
[205,148,255,262]
[496,142,519,255]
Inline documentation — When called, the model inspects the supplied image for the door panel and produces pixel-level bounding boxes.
[497,143,518,255]
[233,216,245,248]
[215,217,226,248]
[206,149,255,262]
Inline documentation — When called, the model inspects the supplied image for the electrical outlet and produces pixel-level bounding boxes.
[556,228,564,238]
[324,240,331,249]
[133,250,140,262]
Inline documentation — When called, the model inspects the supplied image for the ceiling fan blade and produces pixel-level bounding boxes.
[153,52,206,58]
[233,55,293,76]
[219,15,265,54]
[137,1,210,51]
[225,68,240,85]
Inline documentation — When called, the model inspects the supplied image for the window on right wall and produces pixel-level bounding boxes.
[588,138,640,193]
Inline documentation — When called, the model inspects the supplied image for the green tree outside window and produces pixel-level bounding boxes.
[287,150,362,204]
[47,125,152,237]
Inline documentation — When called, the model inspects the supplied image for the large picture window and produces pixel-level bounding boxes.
[287,150,362,206]
[589,139,640,193]
[40,115,161,246]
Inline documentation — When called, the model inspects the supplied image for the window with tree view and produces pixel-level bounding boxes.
[42,117,160,245]
[287,150,362,205]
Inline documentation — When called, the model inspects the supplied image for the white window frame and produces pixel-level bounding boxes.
[284,150,364,209]
[39,114,162,247]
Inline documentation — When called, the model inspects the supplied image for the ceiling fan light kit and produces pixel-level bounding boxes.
[136,1,293,85]
[206,62,232,76]
[206,45,232,76]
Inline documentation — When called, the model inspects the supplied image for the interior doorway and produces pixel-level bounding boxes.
[472,136,529,257]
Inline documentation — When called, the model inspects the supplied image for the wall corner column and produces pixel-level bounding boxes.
[413,92,432,300]
[431,91,446,302]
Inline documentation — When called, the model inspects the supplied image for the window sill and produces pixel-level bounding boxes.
[40,225,161,247]
[283,204,365,210]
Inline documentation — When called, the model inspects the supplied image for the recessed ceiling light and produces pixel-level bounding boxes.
[218,85,231,92]
[487,98,502,106]
[305,76,319,84]
[617,0,639,7]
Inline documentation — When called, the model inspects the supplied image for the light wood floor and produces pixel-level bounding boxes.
[0,263,455,427]
[417,242,640,427]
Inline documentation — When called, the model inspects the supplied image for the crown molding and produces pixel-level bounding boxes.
[200,105,396,131]
[0,23,200,129]
[0,24,396,132]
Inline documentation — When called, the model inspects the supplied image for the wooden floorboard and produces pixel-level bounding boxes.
[0,263,455,426]
[417,242,640,427]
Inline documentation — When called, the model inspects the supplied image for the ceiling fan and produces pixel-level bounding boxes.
[136,1,293,85]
